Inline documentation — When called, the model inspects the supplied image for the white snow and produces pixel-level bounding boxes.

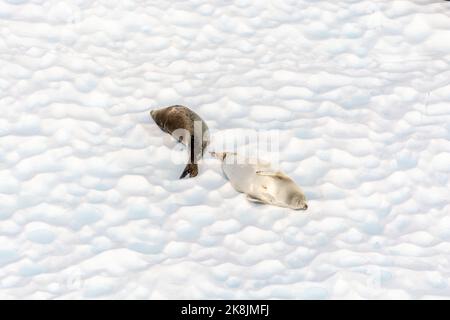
[1,0,450,299]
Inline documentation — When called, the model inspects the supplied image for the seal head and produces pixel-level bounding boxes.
[254,170,308,210]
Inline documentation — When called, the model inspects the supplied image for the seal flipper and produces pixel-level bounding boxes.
[256,170,281,176]
[180,163,198,179]
[256,170,287,180]
[179,131,199,179]
[246,194,265,203]
[246,193,275,204]
[209,151,237,161]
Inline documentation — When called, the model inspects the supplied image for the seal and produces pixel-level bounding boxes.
[150,105,209,178]
[211,152,308,210]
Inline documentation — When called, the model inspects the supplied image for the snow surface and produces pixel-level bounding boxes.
[1,0,450,299]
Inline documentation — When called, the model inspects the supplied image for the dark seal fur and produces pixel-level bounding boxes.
[150,105,210,178]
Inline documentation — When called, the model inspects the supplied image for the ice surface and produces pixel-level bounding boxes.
[1,0,450,299]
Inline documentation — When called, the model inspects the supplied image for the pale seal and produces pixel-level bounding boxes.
[150,105,210,178]
[211,152,308,210]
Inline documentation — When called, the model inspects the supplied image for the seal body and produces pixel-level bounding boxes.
[211,152,308,210]
[151,105,209,178]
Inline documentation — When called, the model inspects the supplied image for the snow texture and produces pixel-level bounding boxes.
[1,0,450,299]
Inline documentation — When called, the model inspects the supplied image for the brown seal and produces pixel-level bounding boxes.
[150,105,210,178]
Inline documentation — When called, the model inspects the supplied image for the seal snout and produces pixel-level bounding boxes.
[292,201,308,211]
[150,109,157,120]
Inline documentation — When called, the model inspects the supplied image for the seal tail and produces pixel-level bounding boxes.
[209,151,236,161]
[180,133,198,179]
